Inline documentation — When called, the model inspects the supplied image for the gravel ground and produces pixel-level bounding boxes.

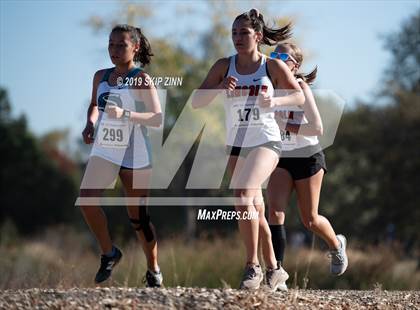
[0,287,419,309]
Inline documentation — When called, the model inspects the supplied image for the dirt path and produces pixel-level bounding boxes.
[1,287,418,309]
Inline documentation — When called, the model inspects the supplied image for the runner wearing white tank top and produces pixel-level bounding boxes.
[275,77,319,152]
[224,54,280,151]
[267,43,348,291]
[79,25,164,287]
[192,9,305,291]
[91,66,151,169]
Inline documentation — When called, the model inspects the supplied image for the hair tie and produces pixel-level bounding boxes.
[249,8,260,18]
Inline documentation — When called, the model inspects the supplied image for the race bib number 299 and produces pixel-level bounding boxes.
[97,120,130,148]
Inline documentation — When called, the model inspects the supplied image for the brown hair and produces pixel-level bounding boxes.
[111,24,153,66]
[280,42,317,84]
[234,9,292,46]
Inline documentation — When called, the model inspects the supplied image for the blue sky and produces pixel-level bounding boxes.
[0,0,418,138]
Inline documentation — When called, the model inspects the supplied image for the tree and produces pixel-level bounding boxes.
[383,9,420,95]
[320,10,420,253]
[0,88,78,234]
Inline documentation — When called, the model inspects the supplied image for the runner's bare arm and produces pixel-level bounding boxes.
[284,81,323,135]
[191,58,232,109]
[82,70,105,144]
[87,70,105,125]
[105,71,162,127]
[267,58,305,107]
[130,71,162,127]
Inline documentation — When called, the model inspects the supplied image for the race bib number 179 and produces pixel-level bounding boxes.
[231,101,261,128]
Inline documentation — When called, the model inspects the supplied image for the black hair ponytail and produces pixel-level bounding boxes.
[111,24,153,67]
[234,9,292,46]
[135,27,153,66]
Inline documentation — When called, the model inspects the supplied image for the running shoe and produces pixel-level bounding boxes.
[239,264,264,290]
[266,265,289,292]
[94,246,123,284]
[329,234,348,276]
[144,269,163,288]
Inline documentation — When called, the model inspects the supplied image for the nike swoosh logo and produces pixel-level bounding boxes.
[253,78,261,82]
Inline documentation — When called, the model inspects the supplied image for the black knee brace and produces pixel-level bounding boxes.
[130,205,154,242]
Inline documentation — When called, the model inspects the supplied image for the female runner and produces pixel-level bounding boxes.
[80,24,163,287]
[192,10,304,290]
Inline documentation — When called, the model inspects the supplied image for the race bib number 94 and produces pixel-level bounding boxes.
[96,120,130,148]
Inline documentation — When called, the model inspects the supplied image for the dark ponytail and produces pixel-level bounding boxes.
[135,27,153,66]
[234,9,292,46]
[111,24,153,66]
[296,66,317,85]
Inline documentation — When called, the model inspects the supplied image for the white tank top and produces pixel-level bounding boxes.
[90,68,151,169]
[276,78,319,151]
[224,54,280,147]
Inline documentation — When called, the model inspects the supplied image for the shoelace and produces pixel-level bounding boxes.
[244,266,257,280]
[268,266,286,276]
[328,251,344,264]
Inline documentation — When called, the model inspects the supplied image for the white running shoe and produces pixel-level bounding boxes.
[329,234,348,276]
[239,264,264,290]
[266,265,289,292]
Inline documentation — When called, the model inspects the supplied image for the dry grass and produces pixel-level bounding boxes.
[0,226,419,290]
